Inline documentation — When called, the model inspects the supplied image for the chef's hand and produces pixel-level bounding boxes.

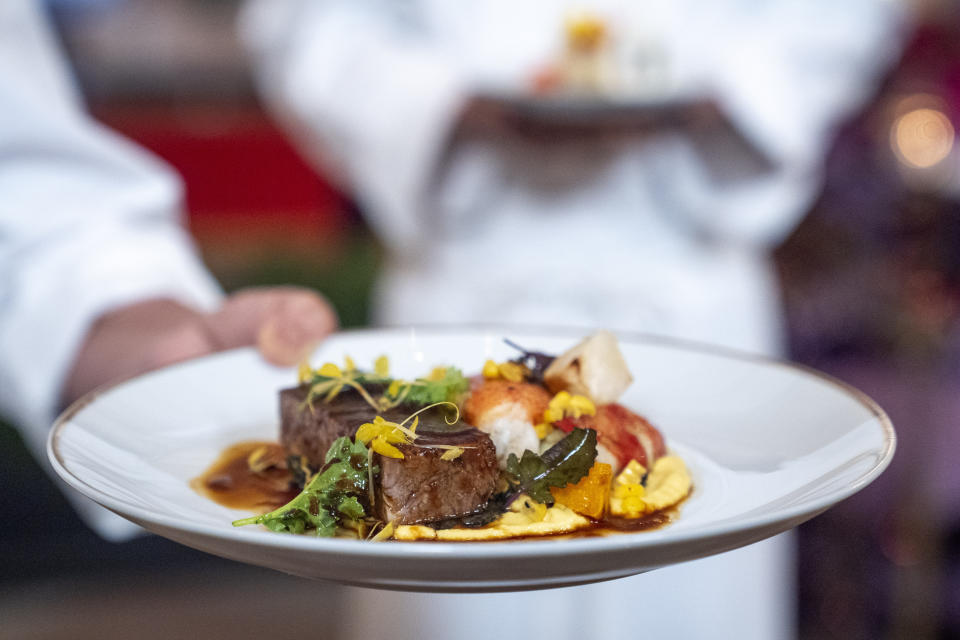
[61,286,337,406]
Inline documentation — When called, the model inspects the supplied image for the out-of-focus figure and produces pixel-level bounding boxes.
[242,0,904,355]
[0,0,337,539]
[241,0,906,638]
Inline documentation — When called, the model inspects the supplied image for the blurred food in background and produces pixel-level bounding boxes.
[532,9,671,97]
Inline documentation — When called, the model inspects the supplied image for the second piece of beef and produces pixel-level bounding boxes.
[279,385,389,467]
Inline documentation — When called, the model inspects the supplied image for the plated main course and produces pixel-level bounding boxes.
[193,331,692,541]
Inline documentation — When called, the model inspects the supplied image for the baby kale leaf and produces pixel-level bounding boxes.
[504,428,597,505]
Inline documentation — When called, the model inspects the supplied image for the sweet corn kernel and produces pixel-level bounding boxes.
[543,391,596,424]
[611,482,647,517]
[534,422,554,439]
[498,362,526,383]
[609,456,691,518]
[568,394,596,418]
[615,460,647,487]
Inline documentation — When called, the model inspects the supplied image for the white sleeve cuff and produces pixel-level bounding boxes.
[0,220,222,450]
[2,219,222,542]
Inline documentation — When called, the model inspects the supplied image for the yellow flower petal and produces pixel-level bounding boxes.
[318,362,341,378]
[356,414,416,446]
[344,355,357,372]
[380,425,409,444]
[297,360,313,384]
[355,422,378,444]
[372,437,404,459]
[374,355,390,377]
[387,380,402,397]
[482,360,500,379]
[440,447,464,461]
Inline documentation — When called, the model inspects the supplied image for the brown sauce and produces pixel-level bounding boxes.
[194,441,687,538]
[588,507,682,535]
[191,441,298,512]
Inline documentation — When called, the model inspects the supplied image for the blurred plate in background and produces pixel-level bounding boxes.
[477,89,702,125]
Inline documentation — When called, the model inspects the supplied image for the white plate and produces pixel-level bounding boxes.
[48,327,894,593]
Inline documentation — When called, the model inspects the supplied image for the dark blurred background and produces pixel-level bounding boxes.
[2,1,960,638]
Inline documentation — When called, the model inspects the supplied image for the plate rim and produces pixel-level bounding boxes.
[47,324,896,562]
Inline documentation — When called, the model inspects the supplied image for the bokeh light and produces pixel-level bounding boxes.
[891,100,955,169]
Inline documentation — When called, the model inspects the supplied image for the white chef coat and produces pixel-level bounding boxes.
[241,0,904,354]
[241,1,905,639]
[0,0,222,540]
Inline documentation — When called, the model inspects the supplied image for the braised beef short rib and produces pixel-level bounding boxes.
[375,429,498,525]
[279,385,499,525]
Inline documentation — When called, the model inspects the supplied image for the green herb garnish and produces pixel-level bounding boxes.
[233,437,374,536]
[400,367,469,406]
[303,363,387,409]
[504,428,598,505]
[300,357,467,413]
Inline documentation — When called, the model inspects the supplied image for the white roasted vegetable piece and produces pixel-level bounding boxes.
[543,330,633,404]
